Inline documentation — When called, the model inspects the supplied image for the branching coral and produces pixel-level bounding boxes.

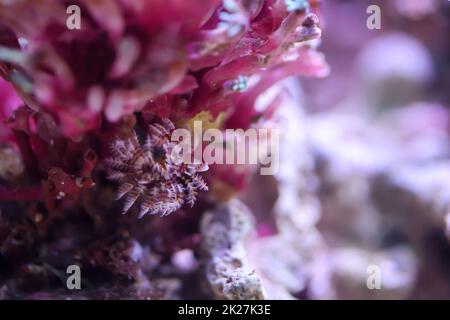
[0,0,327,139]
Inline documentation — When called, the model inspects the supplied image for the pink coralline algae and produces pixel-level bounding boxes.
[0,0,327,138]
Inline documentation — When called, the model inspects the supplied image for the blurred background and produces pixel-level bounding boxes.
[241,0,450,299]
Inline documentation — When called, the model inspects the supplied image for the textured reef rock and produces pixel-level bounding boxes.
[244,82,332,299]
[200,199,265,299]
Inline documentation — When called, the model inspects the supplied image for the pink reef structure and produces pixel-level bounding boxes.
[0,0,328,299]
[0,0,326,138]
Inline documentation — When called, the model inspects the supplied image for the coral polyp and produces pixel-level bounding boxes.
[105,119,209,217]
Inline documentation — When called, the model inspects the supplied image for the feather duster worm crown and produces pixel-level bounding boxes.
[105,118,208,217]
